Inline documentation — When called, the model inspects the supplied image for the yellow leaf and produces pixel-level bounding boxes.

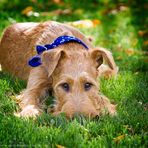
[67,19,101,28]
[53,0,63,4]
[138,30,147,37]
[113,134,125,143]
[22,6,33,15]
[74,9,84,15]
[143,40,148,46]
[116,56,123,60]
[56,144,66,148]
[125,49,135,56]
[92,19,101,26]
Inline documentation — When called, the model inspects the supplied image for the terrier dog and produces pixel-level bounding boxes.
[0,21,118,118]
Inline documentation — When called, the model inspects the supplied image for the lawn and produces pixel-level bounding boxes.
[0,0,148,147]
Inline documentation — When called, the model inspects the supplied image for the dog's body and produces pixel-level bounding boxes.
[0,21,118,118]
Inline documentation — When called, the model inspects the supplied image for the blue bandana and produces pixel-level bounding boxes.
[28,35,89,67]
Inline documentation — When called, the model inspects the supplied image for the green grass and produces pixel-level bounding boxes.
[0,0,148,147]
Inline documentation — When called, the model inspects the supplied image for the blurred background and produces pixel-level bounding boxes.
[0,1,148,146]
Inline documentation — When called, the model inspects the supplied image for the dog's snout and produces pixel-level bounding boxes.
[60,100,98,118]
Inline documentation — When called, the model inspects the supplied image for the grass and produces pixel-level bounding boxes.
[0,0,148,147]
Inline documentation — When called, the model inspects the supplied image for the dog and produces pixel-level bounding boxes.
[0,21,118,118]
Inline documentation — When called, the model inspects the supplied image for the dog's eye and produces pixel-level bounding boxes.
[84,83,93,91]
[61,83,70,92]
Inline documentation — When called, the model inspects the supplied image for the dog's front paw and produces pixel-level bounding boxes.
[15,105,42,118]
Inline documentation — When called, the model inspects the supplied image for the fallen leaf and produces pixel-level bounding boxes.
[74,9,84,15]
[22,6,39,17]
[143,40,148,46]
[116,56,123,60]
[67,19,101,28]
[41,9,71,16]
[125,49,135,56]
[113,134,125,143]
[53,0,63,4]
[53,9,71,15]
[10,95,21,104]
[22,6,33,15]
[56,144,66,148]
[40,12,52,16]
[138,30,147,37]
[92,19,101,26]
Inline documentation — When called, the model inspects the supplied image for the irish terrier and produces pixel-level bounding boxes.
[0,21,118,118]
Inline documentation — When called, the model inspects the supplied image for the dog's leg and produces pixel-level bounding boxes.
[16,67,51,117]
[97,95,117,116]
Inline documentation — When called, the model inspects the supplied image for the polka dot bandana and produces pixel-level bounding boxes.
[28,36,89,67]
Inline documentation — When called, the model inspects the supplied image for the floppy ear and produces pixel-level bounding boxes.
[41,49,65,77]
[90,47,118,75]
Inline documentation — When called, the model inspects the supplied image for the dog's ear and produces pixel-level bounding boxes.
[41,49,66,77]
[90,47,117,71]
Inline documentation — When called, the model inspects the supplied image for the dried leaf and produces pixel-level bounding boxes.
[138,30,147,37]
[22,6,39,17]
[74,9,84,15]
[40,12,52,16]
[10,95,21,104]
[22,6,33,15]
[56,144,66,148]
[67,19,101,28]
[143,40,148,46]
[41,9,71,16]
[53,0,63,4]
[125,49,135,56]
[116,56,123,60]
[92,19,101,26]
[113,134,125,143]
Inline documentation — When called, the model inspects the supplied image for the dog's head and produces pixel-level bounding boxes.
[41,43,116,118]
